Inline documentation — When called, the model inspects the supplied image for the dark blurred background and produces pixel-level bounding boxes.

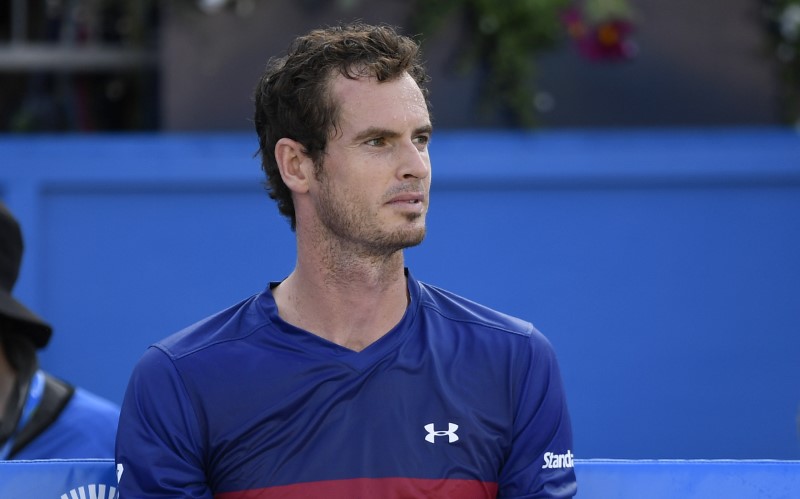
[1,0,798,132]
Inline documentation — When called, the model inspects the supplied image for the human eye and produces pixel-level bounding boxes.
[413,133,430,149]
[365,137,387,147]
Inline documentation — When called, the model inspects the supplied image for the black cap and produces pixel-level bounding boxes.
[0,202,52,348]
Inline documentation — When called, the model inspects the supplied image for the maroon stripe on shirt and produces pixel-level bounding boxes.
[215,477,499,499]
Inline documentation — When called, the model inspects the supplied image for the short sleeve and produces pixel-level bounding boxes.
[498,330,577,498]
[115,346,212,498]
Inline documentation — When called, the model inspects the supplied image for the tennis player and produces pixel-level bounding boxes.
[115,22,576,498]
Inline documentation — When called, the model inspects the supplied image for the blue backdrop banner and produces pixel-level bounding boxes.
[2,129,799,460]
[0,459,117,498]
[1,458,798,498]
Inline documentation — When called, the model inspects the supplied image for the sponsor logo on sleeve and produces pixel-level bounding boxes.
[541,450,574,469]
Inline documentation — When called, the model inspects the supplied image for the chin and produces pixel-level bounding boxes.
[400,227,426,249]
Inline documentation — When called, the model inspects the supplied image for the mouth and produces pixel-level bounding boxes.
[386,193,425,205]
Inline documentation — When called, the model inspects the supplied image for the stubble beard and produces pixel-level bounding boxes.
[314,181,427,259]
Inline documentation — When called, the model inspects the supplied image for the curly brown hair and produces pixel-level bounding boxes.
[253,22,430,230]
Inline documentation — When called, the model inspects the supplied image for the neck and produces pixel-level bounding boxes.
[0,345,17,418]
[273,233,410,352]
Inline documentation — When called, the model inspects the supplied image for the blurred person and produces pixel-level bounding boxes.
[0,202,119,460]
[116,22,576,498]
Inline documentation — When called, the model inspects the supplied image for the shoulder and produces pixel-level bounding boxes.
[64,387,120,420]
[414,279,559,363]
[153,290,271,360]
[125,290,277,404]
[416,280,536,339]
[16,386,119,460]
[55,388,120,440]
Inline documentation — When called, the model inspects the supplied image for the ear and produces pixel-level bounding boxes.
[275,138,313,194]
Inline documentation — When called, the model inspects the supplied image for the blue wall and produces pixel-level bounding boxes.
[2,128,799,460]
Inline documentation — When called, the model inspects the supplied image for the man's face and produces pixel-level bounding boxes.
[309,71,432,256]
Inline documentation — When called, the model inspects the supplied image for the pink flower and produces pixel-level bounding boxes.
[562,7,637,61]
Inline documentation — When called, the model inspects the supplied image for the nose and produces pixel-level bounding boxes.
[397,139,430,180]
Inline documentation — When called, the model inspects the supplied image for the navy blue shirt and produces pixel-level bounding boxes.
[116,271,576,498]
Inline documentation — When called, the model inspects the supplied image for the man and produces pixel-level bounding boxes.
[0,202,119,460]
[116,22,576,497]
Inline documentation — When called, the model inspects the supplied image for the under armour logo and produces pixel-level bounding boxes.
[424,423,459,443]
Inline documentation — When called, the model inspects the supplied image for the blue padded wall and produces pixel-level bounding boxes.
[2,459,798,498]
[2,128,799,460]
